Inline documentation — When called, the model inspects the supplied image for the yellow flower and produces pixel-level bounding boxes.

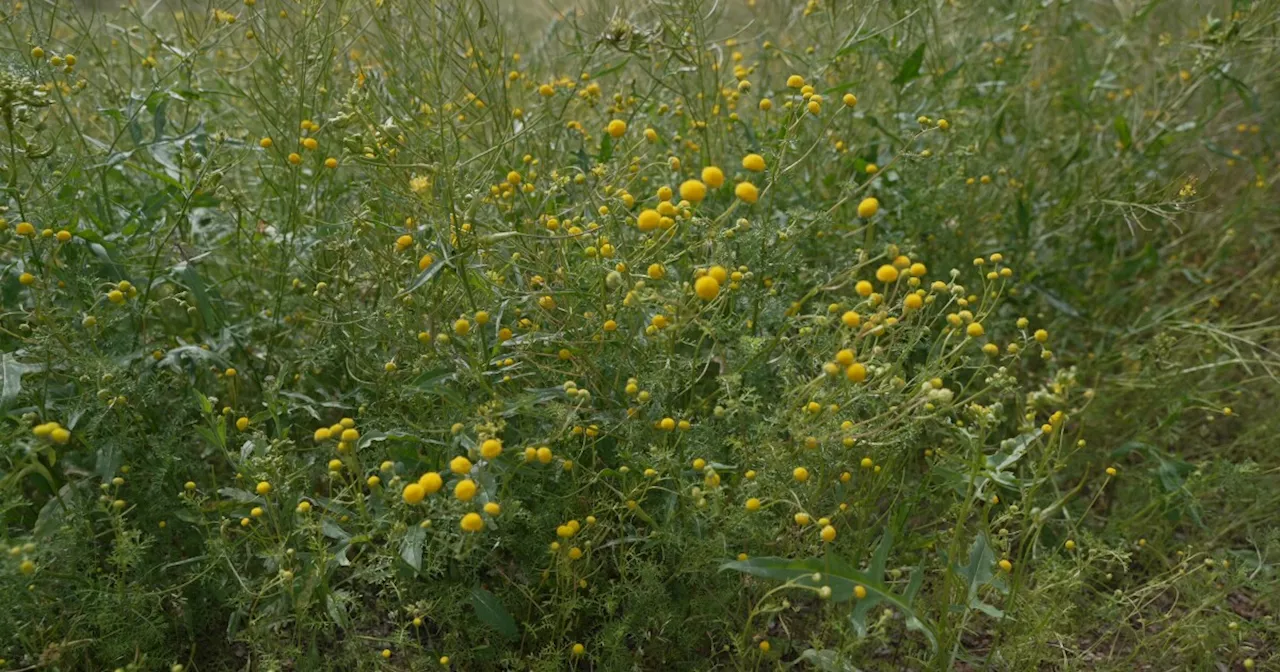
[857,197,880,218]
[694,276,720,300]
[255,481,272,496]
[460,512,484,532]
[454,479,477,501]
[793,466,809,482]
[481,438,503,459]
[842,93,858,107]
[786,74,804,88]
[403,483,425,504]
[701,166,725,189]
[742,153,765,172]
[637,209,661,232]
[734,181,758,203]
[876,265,899,283]
[450,456,473,474]
[419,472,443,493]
[607,119,627,138]
[745,497,761,511]
[679,179,707,203]
[821,525,837,542]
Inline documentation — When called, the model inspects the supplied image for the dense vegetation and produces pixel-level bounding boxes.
[1,0,1277,669]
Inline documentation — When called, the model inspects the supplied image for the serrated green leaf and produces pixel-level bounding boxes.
[958,534,995,602]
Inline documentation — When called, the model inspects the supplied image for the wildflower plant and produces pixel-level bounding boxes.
[0,0,1278,670]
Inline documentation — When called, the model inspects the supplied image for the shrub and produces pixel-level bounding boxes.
[1,0,1277,670]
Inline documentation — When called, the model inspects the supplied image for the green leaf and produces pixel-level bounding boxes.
[399,525,425,571]
[325,593,351,629]
[0,354,41,410]
[1217,67,1259,112]
[218,487,257,503]
[152,96,168,141]
[590,58,630,79]
[470,587,518,639]
[722,555,937,650]
[411,368,461,404]
[851,528,896,634]
[957,534,995,602]
[892,44,926,87]
[175,262,221,329]
[322,518,350,540]
[1113,115,1132,148]
[195,390,213,414]
[862,115,903,143]
[970,599,1005,619]
[1156,453,1194,493]
[398,258,446,297]
[988,429,1043,472]
[797,649,861,671]
[599,133,613,162]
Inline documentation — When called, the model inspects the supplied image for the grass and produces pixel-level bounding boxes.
[1,0,1278,669]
